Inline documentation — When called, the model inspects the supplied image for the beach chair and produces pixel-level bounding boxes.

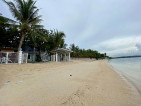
[1,57,6,63]
[8,58,12,63]
[1,57,13,63]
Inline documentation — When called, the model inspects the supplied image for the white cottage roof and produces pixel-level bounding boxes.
[51,48,72,54]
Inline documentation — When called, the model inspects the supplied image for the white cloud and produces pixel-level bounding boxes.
[136,43,141,51]
[1,0,141,57]
[94,36,141,56]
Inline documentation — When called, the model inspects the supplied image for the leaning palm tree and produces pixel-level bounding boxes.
[3,0,42,52]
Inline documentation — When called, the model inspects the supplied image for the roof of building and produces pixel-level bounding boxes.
[51,48,73,54]
[0,48,15,52]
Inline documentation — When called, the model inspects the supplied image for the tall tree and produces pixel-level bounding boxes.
[52,29,66,50]
[59,39,67,49]
[3,0,42,52]
[29,28,49,61]
[0,14,19,49]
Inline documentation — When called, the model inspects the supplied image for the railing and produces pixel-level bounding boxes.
[0,52,28,64]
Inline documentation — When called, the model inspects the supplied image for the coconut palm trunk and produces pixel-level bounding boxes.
[18,32,26,52]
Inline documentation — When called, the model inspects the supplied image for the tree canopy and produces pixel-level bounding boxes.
[3,0,42,52]
[69,44,107,59]
[0,0,108,61]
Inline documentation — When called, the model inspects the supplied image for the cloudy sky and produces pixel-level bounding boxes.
[0,0,141,57]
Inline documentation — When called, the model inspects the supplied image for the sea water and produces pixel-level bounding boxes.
[108,57,141,93]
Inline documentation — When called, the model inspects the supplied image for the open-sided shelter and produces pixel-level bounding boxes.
[51,48,72,62]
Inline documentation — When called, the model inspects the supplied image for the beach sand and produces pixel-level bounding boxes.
[0,60,141,106]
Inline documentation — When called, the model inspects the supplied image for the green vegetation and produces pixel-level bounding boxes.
[0,15,20,49]
[0,0,107,61]
[70,44,107,59]
[3,0,42,52]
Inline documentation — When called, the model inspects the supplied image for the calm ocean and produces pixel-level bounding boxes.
[108,57,141,93]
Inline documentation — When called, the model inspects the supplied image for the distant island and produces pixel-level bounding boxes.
[111,55,141,59]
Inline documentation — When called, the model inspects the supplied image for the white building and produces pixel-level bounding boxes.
[51,48,72,62]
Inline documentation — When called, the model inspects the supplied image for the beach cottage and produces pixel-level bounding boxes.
[51,48,72,62]
[22,46,48,62]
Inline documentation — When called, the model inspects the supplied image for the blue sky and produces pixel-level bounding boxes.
[0,0,141,56]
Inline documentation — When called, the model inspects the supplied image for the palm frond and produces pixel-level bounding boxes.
[3,0,42,52]
[28,9,39,21]
[28,15,42,24]
[3,0,21,21]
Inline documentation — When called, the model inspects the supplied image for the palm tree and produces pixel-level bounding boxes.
[69,44,80,57]
[29,28,49,61]
[52,29,66,50]
[59,39,67,49]
[70,44,75,52]
[3,0,42,52]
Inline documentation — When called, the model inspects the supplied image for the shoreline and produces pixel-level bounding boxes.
[0,60,141,106]
[107,60,141,96]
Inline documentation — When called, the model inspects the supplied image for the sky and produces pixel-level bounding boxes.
[0,0,141,57]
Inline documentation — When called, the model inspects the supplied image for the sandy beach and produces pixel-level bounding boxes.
[0,60,141,106]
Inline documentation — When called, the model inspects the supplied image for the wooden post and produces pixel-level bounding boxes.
[65,54,66,61]
[68,53,70,62]
[56,52,58,62]
[18,50,22,64]
[26,53,28,63]
[6,52,8,64]
[53,54,55,61]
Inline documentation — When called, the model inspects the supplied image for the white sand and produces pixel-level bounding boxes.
[0,60,141,106]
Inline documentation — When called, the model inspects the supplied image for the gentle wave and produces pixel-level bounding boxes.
[108,57,141,93]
